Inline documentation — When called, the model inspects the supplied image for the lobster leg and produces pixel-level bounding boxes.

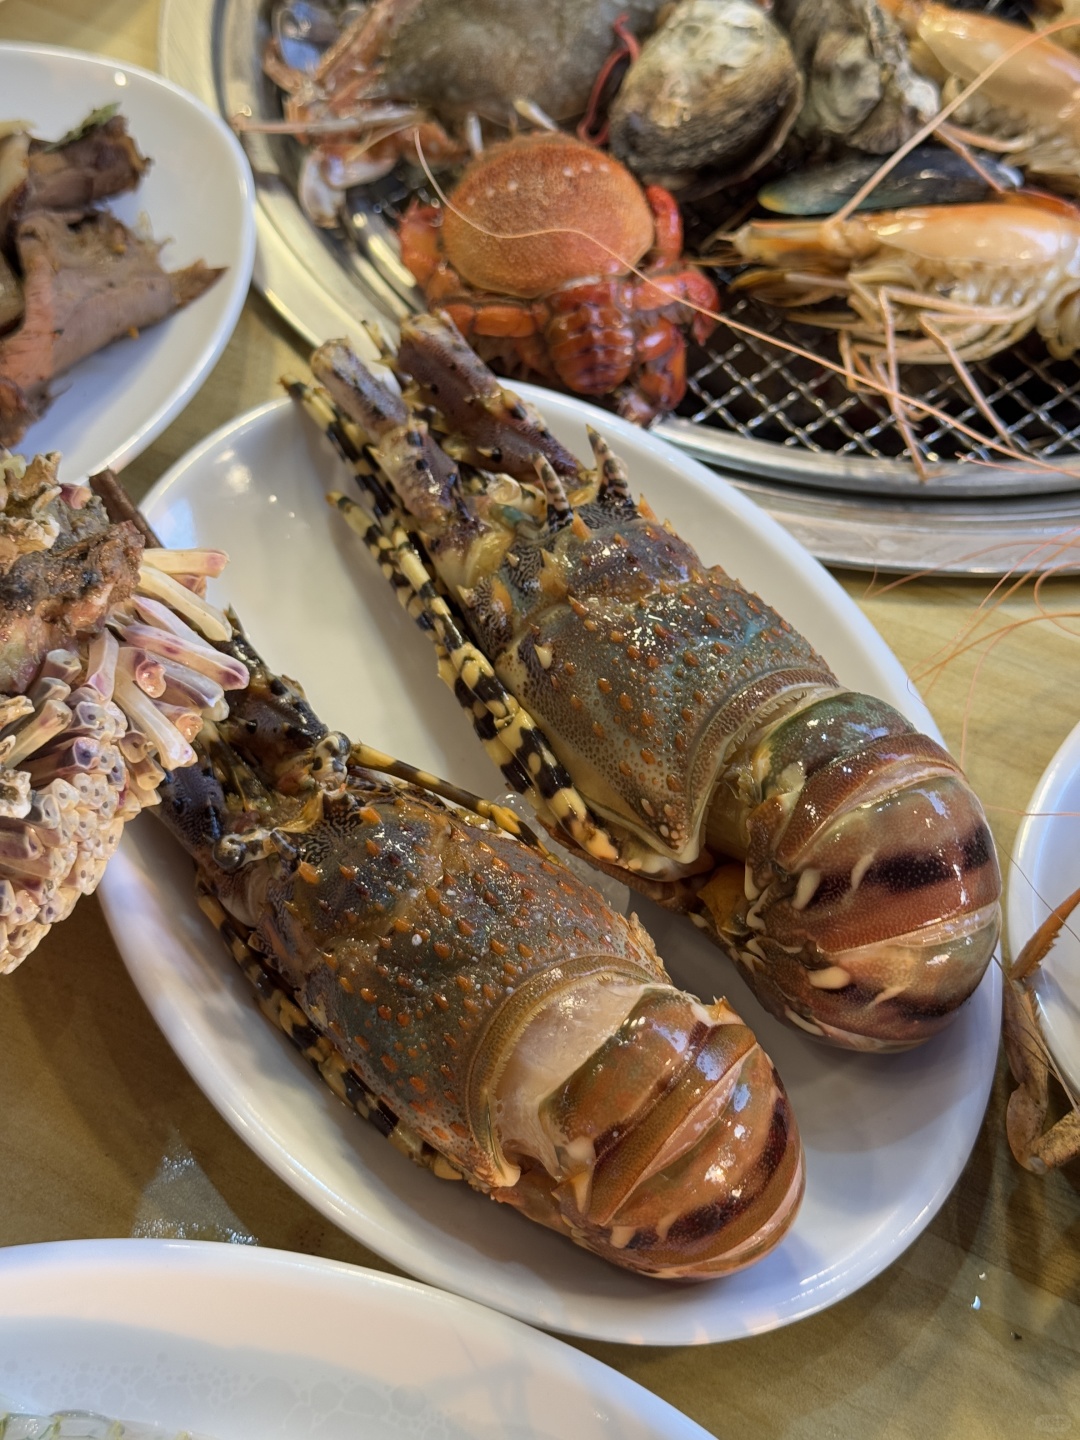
[194,881,467,1182]
[347,739,547,851]
[290,372,623,863]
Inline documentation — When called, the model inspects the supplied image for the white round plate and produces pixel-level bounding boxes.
[0,1239,707,1439]
[99,391,1001,1345]
[0,43,255,480]
[1008,719,1080,1095]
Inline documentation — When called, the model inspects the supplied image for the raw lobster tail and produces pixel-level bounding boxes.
[0,457,247,972]
[289,310,1000,1052]
[699,690,1000,1049]
[154,624,803,1278]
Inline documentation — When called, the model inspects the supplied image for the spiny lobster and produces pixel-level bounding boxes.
[149,597,804,1278]
[77,471,804,1280]
[288,310,1001,1053]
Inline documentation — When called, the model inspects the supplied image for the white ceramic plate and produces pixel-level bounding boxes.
[0,1239,707,1439]
[99,391,1002,1345]
[1007,720,1080,1095]
[0,43,255,479]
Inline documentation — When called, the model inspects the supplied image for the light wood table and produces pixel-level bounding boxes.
[1,4,1078,1436]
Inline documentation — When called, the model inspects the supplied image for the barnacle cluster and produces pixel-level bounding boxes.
[0,452,247,973]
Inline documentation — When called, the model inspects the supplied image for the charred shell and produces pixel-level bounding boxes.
[609,0,802,183]
[772,0,939,155]
[375,0,667,126]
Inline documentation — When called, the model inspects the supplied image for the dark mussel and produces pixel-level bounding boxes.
[758,144,1022,215]
[272,2,362,74]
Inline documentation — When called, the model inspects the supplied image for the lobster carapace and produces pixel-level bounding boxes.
[150,605,804,1279]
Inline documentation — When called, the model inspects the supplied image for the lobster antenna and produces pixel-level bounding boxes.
[288,375,619,860]
[534,455,571,526]
[587,425,633,506]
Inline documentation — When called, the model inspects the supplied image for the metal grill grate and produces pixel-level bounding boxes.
[677,304,1080,469]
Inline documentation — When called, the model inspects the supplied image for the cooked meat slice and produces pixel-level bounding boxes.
[0,511,142,694]
[0,250,22,334]
[0,376,37,446]
[0,131,30,249]
[24,115,149,214]
[0,210,224,444]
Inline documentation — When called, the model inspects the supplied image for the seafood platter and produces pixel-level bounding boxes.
[163,0,1080,572]
[0,299,1003,1341]
[1,3,1075,1420]
[0,44,255,480]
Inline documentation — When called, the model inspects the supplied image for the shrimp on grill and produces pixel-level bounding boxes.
[722,193,1080,455]
[881,0,1080,197]
[727,194,1080,367]
[286,311,1001,1054]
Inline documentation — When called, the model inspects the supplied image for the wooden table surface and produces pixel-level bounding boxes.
[1,4,1078,1436]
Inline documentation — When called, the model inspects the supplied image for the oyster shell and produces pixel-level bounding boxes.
[609,0,802,182]
[773,0,938,155]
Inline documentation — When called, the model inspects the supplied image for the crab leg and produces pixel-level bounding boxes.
[1004,885,1080,1173]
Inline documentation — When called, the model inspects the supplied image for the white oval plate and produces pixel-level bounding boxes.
[1007,719,1080,1095]
[99,390,1001,1345]
[0,43,255,479]
[0,1239,707,1439]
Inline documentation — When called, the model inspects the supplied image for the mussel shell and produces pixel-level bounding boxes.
[758,145,1023,215]
[609,0,801,180]
[272,1,354,73]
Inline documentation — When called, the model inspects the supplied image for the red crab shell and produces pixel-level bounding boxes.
[442,133,655,295]
[399,133,718,422]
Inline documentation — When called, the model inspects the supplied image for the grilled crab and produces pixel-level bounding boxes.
[398,132,719,423]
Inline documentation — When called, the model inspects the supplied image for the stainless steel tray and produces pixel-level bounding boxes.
[160,0,1080,574]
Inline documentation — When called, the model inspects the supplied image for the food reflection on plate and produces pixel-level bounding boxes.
[0,1410,210,1440]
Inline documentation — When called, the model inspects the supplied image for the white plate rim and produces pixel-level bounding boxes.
[1006,716,1080,1093]
[0,1238,710,1439]
[0,40,256,478]
[100,390,1002,1346]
